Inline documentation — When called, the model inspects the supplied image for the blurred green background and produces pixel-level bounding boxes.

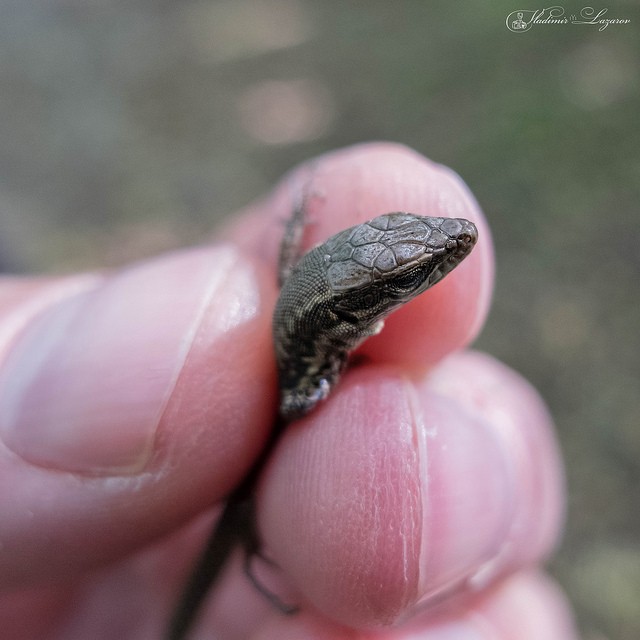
[1,2,638,638]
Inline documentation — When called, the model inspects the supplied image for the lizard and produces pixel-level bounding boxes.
[166,195,478,639]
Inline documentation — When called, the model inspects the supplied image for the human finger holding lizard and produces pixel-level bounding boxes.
[0,143,575,640]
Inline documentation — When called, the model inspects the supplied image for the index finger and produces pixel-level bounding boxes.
[226,142,494,367]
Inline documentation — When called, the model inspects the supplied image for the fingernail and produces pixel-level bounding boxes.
[0,246,256,475]
[410,382,513,597]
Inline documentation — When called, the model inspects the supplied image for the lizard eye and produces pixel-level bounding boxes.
[362,292,377,307]
[334,288,381,322]
[391,267,426,293]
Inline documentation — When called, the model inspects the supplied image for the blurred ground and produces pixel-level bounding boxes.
[1,2,638,638]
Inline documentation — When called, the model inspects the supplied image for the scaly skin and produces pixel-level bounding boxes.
[274,213,478,419]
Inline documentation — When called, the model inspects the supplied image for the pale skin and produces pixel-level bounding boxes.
[0,144,578,639]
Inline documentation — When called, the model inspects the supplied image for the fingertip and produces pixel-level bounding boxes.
[259,365,424,626]
[259,353,563,629]
[0,245,277,585]
[0,245,274,477]
[426,351,565,568]
[226,142,494,367]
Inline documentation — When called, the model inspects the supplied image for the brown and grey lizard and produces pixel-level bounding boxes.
[166,200,478,639]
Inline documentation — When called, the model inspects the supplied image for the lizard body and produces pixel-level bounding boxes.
[167,208,477,639]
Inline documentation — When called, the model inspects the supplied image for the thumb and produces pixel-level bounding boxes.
[0,244,276,588]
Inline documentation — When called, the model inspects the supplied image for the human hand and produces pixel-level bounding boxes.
[0,144,577,639]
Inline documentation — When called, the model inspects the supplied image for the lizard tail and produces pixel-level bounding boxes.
[165,494,252,640]
[166,419,286,639]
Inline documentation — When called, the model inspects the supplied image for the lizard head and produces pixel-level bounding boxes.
[274,212,478,420]
[326,212,478,327]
